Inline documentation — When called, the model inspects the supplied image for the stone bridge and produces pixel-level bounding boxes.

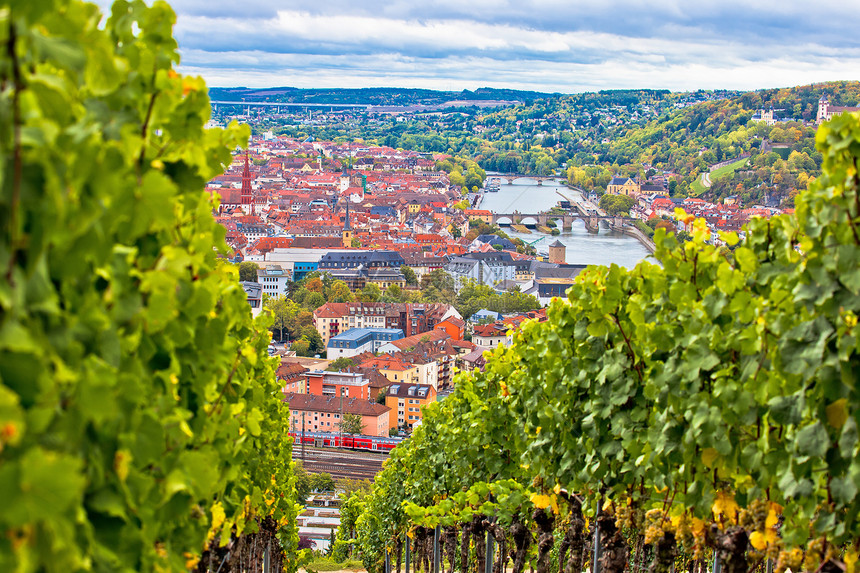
[499,174,559,186]
[491,211,631,232]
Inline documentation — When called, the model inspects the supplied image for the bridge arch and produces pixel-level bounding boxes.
[496,216,513,226]
[520,216,539,227]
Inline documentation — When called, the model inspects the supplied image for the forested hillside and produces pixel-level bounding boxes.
[269,82,860,209]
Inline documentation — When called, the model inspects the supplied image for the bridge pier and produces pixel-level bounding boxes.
[562,216,574,230]
[585,217,599,234]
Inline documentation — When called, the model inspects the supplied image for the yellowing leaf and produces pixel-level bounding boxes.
[114,449,132,482]
[712,492,739,524]
[701,447,719,468]
[845,550,858,573]
[749,531,767,551]
[826,398,848,429]
[765,508,779,529]
[530,493,551,509]
[719,231,740,246]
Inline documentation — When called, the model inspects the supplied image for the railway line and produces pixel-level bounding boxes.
[293,446,388,480]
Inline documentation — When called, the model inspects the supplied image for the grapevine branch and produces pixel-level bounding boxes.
[610,312,644,382]
[208,350,243,417]
[846,156,860,246]
[5,18,23,282]
[137,64,160,182]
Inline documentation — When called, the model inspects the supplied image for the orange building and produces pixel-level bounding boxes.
[465,209,493,224]
[434,316,466,340]
[384,383,437,431]
[284,393,391,437]
[277,360,308,394]
[304,371,371,401]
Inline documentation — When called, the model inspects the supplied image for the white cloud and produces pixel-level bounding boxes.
[90,0,860,92]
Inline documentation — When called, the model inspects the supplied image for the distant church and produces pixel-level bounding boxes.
[817,94,860,125]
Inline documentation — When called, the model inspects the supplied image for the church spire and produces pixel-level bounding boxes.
[241,151,254,215]
[342,196,354,248]
[344,196,351,231]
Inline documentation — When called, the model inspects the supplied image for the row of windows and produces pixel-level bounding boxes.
[292,412,341,419]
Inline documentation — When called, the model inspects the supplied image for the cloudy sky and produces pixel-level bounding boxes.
[130,0,860,93]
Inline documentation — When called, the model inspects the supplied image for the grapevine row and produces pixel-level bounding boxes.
[348,113,860,573]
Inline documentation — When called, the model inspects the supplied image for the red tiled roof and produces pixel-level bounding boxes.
[283,393,390,416]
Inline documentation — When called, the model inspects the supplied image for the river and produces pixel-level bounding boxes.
[480,177,651,269]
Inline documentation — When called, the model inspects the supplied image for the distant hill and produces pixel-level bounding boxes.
[207,86,554,106]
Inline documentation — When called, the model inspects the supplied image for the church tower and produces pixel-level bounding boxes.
[817,94,830,125]
[241,152,254,215]
[342,198,354,248]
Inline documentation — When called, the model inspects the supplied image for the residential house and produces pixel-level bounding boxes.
[326,328,404,359]
[257,265,291,298]
[385,383,437,431]
[284,393,391,437]
[304,371,371,401]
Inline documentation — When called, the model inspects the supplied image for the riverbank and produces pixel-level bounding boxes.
[613,223,656,254]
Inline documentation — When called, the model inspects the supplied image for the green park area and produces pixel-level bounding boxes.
[691,156,750,195]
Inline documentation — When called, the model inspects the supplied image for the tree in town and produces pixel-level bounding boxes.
[301,327,325,356]
[340,414,365,438]
[329,280,354,302]
[239,260,260,282]
[599,193,636,215]
[400,265,419,286]
[327,357,357,371]
[385,284,402,300]
[360,283,382,302]
[265,296,298,342]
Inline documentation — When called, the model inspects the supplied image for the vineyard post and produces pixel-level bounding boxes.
[406,533,412,573]
[765,560,773,573]
[434,526,441,573]
[592,500,602,573]
[485,529,495,573]
[264,540,271,573]
[712,554,721,573]
[386,547,392,573]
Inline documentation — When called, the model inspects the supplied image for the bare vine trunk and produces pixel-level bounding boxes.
[510,517,532,573]
[460,519,472,573]
[596,511,628,573]
[563,498,587,573]
[648,532,676,573]
[419,527,431,573]
[533,508,556,573]
[196,517,284,573]
[709,526,748,573]
[489,522,507,573]
[444,526,459,573]
[474,516,487,573]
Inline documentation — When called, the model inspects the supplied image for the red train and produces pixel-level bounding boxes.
[289,431,402,452]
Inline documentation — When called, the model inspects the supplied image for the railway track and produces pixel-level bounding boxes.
[293,447,387,480]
